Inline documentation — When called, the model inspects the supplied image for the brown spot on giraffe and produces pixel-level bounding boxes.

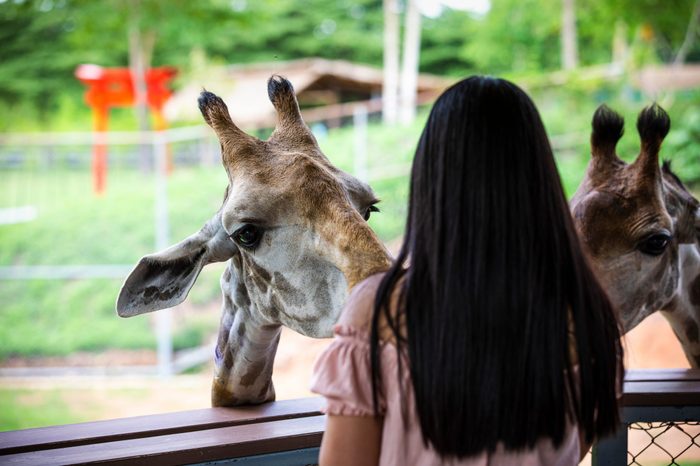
[257,380,273,400]
[272,272,306,306]
[665,297,679,312]
[211,377,240,407]
[314,278,332,310]
[690,274,700,307]
[235,279,251,308]
[240,361,267,387]
[685,318,699,343]
[692,353,700,368]
[243,256,272,290]
[267,293,281,321]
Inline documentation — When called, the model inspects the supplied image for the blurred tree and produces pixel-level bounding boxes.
[464,0,562,73]
[420,8,475,76]
[212,0,384,65]
[462,0,698,73]
[1,0,696,129]
[674,0,700,64]
[561,0,579,69]
[0,1,87,115]
[603,0,699,63]
[399,0,421,124]
[383,0,400,124]
[0,0,251,122]
[573,0,700,68]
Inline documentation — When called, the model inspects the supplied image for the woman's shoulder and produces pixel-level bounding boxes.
[337,271,405,341]
[337,272,386,332]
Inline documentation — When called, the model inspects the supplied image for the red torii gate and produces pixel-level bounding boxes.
[75,64,177,194]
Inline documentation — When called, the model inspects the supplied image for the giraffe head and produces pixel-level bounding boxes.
[571,103,699,331]
[116,75,392,338]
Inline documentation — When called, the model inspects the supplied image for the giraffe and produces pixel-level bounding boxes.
[570,103,700,367]
[116,76,392,406]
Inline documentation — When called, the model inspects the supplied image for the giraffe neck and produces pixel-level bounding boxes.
[661,242,700,368]
[211,264,282,407]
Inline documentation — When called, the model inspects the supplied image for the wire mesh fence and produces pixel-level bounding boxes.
[628,421,700,465]
[0,118,414,374]
[0,121,588,375]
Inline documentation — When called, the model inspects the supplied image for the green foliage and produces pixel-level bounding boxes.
[0,279,154,358]
[217,0,383,65]
[1,0,697,130]
[665,98,700,182]
[461,0,698,73]
[602,0,699,62]
[0,0,252,128]
[464,0,563,73]
[420,9,476,76]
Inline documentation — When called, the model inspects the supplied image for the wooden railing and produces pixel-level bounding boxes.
[592,368,700,465]
[1,370,698,465]
[0,398,324,465]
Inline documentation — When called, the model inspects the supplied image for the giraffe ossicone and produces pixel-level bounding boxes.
[117,75,392,406]
[571,103,700,367]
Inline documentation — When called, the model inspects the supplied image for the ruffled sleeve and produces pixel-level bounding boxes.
[310,324,386,416]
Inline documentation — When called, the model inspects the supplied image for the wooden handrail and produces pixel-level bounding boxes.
[1,369,698,465]
[0,397,323,455]
[0,416,325,466]
[622,368,700,406]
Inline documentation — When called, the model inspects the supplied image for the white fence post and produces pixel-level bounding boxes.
[153,131,173,377]
[353,105,368,183]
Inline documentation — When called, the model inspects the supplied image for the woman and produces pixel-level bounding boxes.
[311,76,623,465]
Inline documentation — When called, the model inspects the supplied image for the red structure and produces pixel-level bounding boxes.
[75,64,177,194]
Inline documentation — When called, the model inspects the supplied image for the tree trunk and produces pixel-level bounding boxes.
[611,20,629,68]
[383,0,400,125]
[561,0,579,70]
[128,0,155,172]
[399,0,421,125]
[674,0,700,65]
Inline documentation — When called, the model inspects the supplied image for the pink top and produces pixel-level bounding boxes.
[310,275,581,466]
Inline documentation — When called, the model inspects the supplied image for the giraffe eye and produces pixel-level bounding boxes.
[638,233,671,256]
[363,205,380,221]
[231,224,263,249]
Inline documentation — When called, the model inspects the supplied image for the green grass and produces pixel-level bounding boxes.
[0,389,92,430]
[0,118,426,359]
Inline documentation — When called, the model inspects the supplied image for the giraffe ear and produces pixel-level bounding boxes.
[116,212,236,317]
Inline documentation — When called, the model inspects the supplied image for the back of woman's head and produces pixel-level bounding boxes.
[371,76,623,458]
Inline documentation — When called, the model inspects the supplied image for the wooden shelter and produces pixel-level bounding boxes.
[164,58,452,128]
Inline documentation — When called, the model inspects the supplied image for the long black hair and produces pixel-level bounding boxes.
[370,76,623,457]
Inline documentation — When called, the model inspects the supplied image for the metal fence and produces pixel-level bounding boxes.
[594,410,700,465]
[0,119,588,378]
[0,113,391,376]
[0,125,225,376]
[628,421,700,464]
[592,369,700,465]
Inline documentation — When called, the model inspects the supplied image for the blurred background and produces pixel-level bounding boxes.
[0,0,698,448]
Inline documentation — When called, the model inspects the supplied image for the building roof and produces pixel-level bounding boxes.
[164,58,452,128]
